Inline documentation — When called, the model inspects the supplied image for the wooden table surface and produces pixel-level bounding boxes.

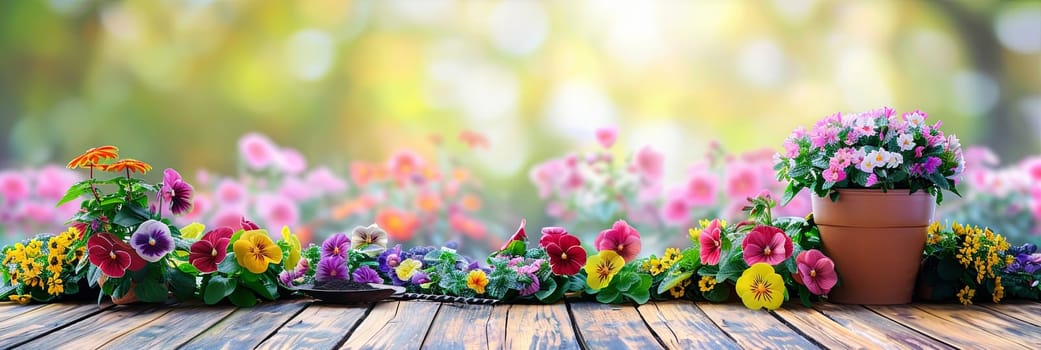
[1,297,1038,349]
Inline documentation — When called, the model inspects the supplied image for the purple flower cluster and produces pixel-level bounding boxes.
[1006,243,1041,274]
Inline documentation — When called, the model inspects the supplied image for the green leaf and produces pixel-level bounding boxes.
[534,276,561,302]
[612,271,639,292]
[716,252,748,284]
[596,287,621,303]
[168,267,198,301]
[87,264,102,288]
[204,275,237,305]
[113,203,150,227]
[624,274,652,304]
[57,182,91,206]
[135,278,169,303]
[177,263,201,275]
[704,284,730,302]
[243,272,279,300]
[218,253,240,274]
[657,271,693,295]
[937,258,962,281]
[228,287,258,307]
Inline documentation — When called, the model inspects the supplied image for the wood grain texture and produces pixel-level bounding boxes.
[913,304,1041,347]
[0,302,46,320]
[813,303,952,350]
[698,302,821,349]
[504,303,580,350]
[0,302,110,349]
[256,303,371,350]
[20,305,170,349]
[636,301,739,350]
[420,304,503,350]
[773,304,892,349]
[179,300,310,350]
[99,304,237,349]
[569,302,665,350]
[340,301,440,350]
[982,301,1041,326]
[870,305,1026,348]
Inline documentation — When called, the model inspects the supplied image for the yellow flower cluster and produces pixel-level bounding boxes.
[957,286,975,305]
[641,248,683,277]
[930,221,1011,304]
[2,227,81,299]
[926,222,943,245]
[669,278,692,298]
[698,275,717,292]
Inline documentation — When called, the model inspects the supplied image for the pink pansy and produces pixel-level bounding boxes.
[238,133,279,170]
[0,171,29,204]
[661,189,691,226]
[306,167,348,194]
[865,173,879,187]
[216,179,247,208]
[633,146,665,185]
[699,219,724,265]
[538,227,569,248]
[726,162,761,199]
[821,165,846,184]
[595,127,618,149]
[742,225,793,266]
[279,148,307,175]
[685,170,718,207]
[793,249,838,296]
[594,220,642,263]
[254,194,298,238]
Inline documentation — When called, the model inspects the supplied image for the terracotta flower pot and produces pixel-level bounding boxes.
[97,275,140,305]
[812,189,935,305]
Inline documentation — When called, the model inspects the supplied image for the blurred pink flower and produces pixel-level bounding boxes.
[529,159,565,199]
[19,201,53,223]
[181,193,211,223]
[238,133,279,170]
[775,190,811,218]
[306,167,348,194]
[216,179,247,208]
[34,166,80,201]
[595,127,618,149]
[350,162,378,187]
[661,189,691,226]
[212,210,245,230]
[0,171,29,204]
[633,146,664,185]
[280,148,307,175]
[450,213,486,239]
[388,150,424,179]
[963,146,999,171]
[684,170,718,207]
[1022,156,1041,182]
[561,170,584,194]
[195,169,212,187]
[255,194,299,238]
[594,220,642,263]
[726,161,761,199]
[280,177,314,202]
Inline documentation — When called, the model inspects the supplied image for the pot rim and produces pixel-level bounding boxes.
[815,188,934,197]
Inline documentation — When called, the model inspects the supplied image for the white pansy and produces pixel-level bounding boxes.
[887,153,903,168]
[897,133,915,151]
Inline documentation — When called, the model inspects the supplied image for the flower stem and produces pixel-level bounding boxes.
[89,164,102,204]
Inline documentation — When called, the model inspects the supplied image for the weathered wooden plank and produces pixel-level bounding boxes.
[982,301,1041,326]
[257,303,370,350]
[0,302,46,320]
[773,304,893,349]
[698,302,820,349]
[636,301,739,349]
[422,303,502,350]
[814,303,951,349]
[569,302,665,350]
[99,304,237,349]
[870,305,1025,348]
[340,301,440,350]
[20,305,170,349]
[913,304,1041,347]
[0,302,111,349]
[179,300,310,350]
[504,303,580,350]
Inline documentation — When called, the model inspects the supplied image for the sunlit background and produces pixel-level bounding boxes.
[2,0,1040,251]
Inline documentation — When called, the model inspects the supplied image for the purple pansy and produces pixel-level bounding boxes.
[130,219,174,262]
[410,271,431,285]
[321,233,351,259]
[378,244,403,274]
[352,265,383,284]
[160,168,194,216]
[315,256,348,282]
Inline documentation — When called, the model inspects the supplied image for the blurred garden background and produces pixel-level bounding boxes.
[1,0,1039,252]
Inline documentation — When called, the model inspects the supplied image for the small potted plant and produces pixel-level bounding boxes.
[775,107,964,304]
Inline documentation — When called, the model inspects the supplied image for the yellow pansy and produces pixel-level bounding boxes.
[395,258,423,281]
[180,223,206,240]
[282,226,301,270]
[585,250,625,290]
[736,263,785,310]
[233,230,283,274]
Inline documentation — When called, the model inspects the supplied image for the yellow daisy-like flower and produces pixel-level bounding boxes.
[180,223,206,240]
[47,277,64,296]
[643,258,663,276]
[584,250,625,290]
[736,263,785,310]
[466,269,489,294]
[688,227,701,242]
[46,255,64,275]
[669,278,692,298]
[282,226,302,270]
[698,275,717,292]
[927,221,941,235]
[233,230,283,274]
[9,294,31,305]
[662,248,682,268]
[957,285,975,305]
[993,276,1004,303]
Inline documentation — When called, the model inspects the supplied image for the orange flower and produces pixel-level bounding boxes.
[376,208,419,241]
[461,194,482,212]
[459,130,490,149]
[66,145,119,169]
[105,159,153,174]
[416,192,442,213]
